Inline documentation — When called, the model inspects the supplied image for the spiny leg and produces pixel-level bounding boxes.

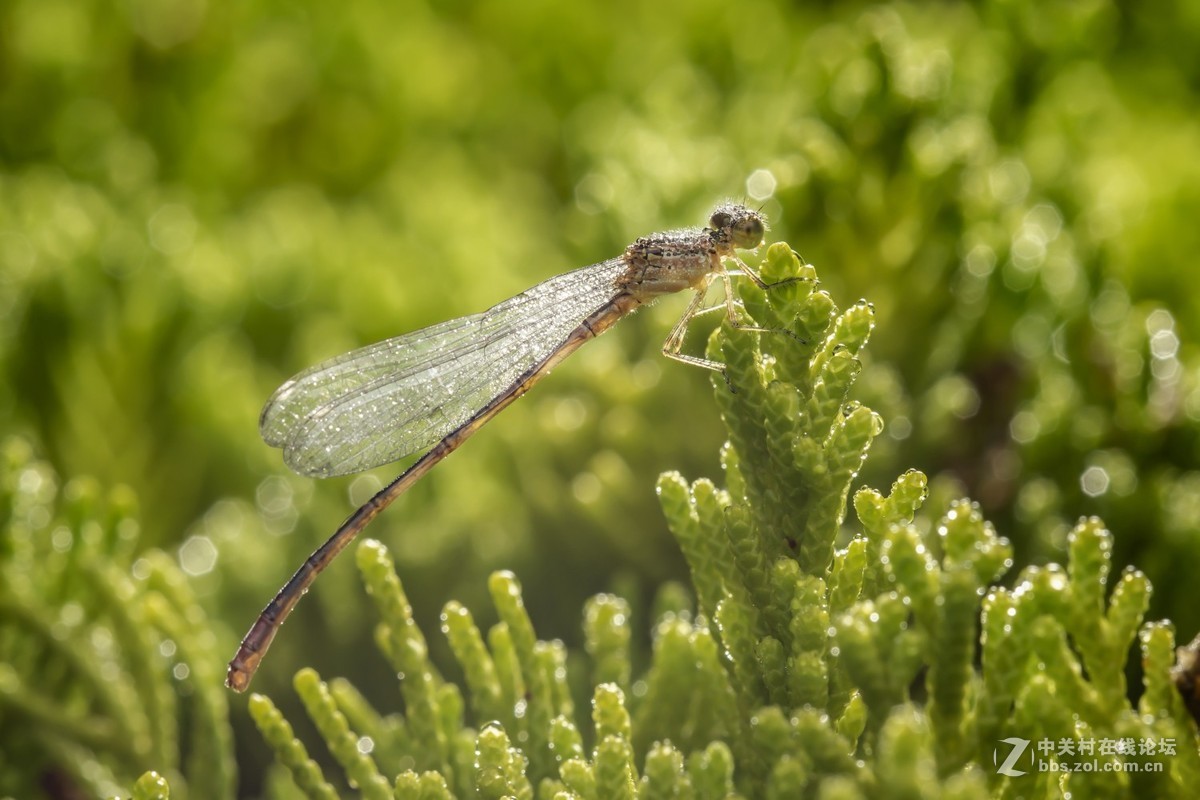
[727,255,810,292]
[721,257,811,345]
[661,277,729,374]
[660,259,813,386]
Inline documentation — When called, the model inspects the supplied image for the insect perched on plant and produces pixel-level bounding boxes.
[228,203,775,691]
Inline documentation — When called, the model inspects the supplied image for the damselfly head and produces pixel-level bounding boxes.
[708,203,767,251]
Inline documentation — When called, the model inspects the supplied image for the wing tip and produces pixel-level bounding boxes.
[281,444,337,479]
[259,384,303,447]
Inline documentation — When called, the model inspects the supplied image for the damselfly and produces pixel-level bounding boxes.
[227,203,771,691]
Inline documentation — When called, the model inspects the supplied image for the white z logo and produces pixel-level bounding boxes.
[994,737,1030,777]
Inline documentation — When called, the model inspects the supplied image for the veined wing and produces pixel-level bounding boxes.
[261,257,628,477]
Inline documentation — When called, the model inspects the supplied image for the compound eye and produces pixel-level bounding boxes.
[735,216,765,248]
[709,210,732,231]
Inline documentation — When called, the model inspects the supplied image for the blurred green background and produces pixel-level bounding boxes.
[3,0,1200,792]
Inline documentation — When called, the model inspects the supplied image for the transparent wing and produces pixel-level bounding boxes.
[261,258,628,477]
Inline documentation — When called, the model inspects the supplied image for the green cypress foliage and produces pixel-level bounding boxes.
[225,244,1198,797]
